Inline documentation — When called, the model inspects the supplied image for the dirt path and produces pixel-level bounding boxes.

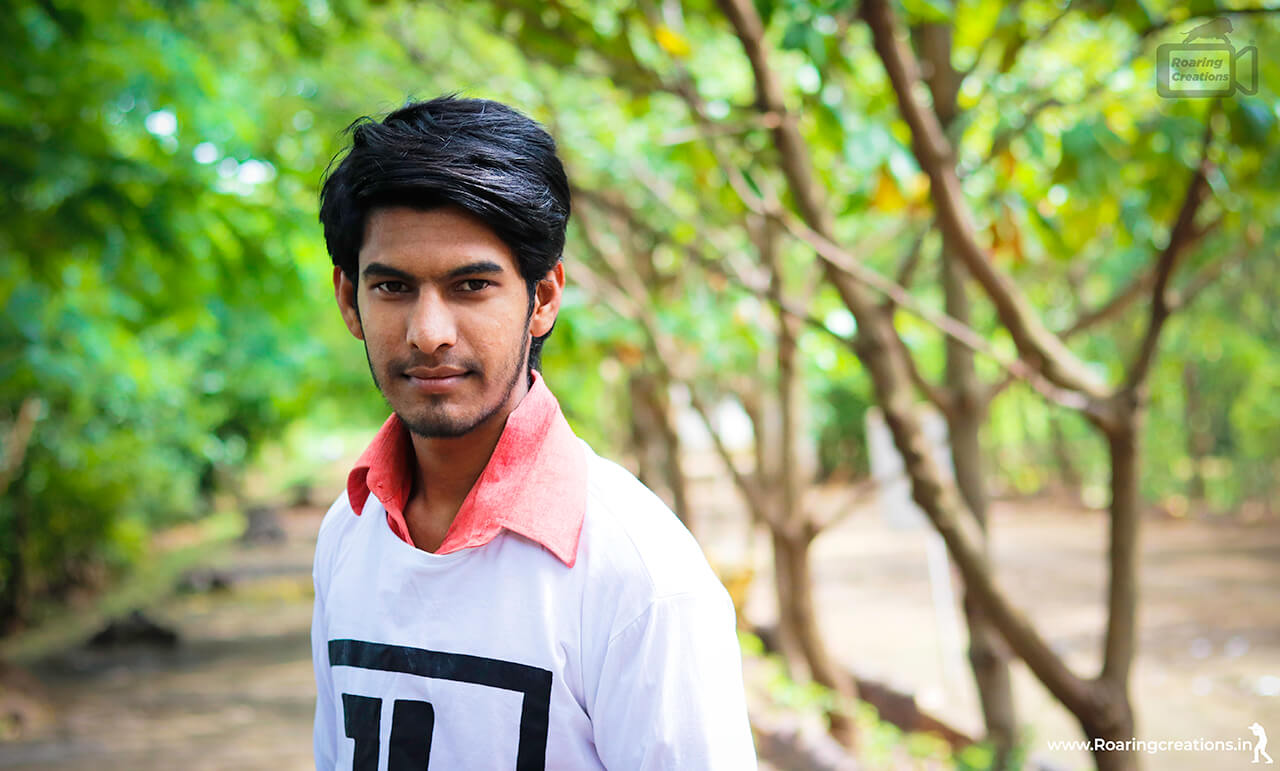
[709,489,1280,771]
[0,511,320,771]
[2,495,1277,770]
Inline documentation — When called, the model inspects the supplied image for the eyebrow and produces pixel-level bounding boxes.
[361,260,506,282]
[362,262,415,282]
[443,260,504,280]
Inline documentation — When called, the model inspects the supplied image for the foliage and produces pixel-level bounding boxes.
[3,0,1277,647]
[0,0,367,625]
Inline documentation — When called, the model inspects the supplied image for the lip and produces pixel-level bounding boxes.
[404,366,467,379]
[403,367,470,394]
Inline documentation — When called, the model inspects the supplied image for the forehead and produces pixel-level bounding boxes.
[359,205,517,275]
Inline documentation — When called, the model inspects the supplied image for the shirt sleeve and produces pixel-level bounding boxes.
[590,589,758,770]
[312,564,338,769]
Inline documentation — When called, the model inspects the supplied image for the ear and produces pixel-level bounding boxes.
[333,266,365,341]
[529,262,565,338]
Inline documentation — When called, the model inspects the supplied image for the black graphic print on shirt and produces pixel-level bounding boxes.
[331,639,553,771]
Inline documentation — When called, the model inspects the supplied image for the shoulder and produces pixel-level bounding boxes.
[577,445,726,610]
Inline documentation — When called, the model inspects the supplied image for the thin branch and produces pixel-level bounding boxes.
[635,5,1096,412]
[980,371,1020,406]
[809,477,879,533]
[783,201,1093,411]
[582,170,1013,408]
[880,229,928,313]
[577,196,785,525]
[1062,267,1158,340]
[1124,117,1215,390]
[1059,216,1221,340]
[659,110,783,146]
[1169,243,1249,312]
[687,384,773,527]
[889,316,955,415]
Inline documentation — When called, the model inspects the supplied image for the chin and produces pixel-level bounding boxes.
[397,398,506,439]
[398,407,478,439]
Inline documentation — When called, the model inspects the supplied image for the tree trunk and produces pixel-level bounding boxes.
[917,18,1020,760]
[772,527,857,748]
[767,518,809,678]
[628,371,694,534]
[942,247,1018,768]
[628,373,662,494]
[651,371,694,536]
[1044,404,1142,771]
[760,210,859,747]
[1078,677,1139,771]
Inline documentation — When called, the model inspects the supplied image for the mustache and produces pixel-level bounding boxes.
[391,354,481,374]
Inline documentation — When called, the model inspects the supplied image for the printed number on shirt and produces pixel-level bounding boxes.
[329,639,554,771]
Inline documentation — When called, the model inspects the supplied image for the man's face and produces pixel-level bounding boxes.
[334,206,563,438]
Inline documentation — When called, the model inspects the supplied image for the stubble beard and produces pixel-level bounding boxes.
[364,326,530,439]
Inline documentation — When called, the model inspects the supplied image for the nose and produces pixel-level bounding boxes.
[405,291,456,354]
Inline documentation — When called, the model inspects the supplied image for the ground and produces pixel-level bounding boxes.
[1,487,1277,770]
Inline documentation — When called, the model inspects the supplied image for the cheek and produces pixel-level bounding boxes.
[358,312,405,357]
[473,295,531,337]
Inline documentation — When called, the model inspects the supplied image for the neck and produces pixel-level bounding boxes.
[404,373,531,549]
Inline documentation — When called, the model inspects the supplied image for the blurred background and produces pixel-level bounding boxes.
[1,1,1278,769]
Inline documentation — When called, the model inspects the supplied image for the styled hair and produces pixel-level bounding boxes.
[319,95,571,371]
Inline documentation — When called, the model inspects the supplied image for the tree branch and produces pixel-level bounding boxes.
[810,477,878,533]
[1124,118,1215,390]
[862,0,1109,400]
[586,165,1049,409]
[879,229,928,313]
[576,197,779,531]
[0,397,41,496]
[888,312,955,415]
[1169,243,1248,313]
[1061,267,1157,340]
[687,383,774,528]
[981,371,1020,406]
[1060,215,1220,340]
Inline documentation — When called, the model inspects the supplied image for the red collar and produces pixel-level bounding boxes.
[346,372,586,567]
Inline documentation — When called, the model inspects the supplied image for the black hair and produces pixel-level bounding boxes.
[319,95,571,371]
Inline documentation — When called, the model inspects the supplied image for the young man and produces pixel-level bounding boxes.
[312,96,757,770]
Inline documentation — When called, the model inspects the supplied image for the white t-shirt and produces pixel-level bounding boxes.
[312,443,757,770]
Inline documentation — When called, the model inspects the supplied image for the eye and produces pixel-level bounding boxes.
[372,280,410,294]
[457,279,493,293]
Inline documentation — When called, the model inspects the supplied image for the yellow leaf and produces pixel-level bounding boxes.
[999,149,1017,180]
[655,24,692,58]
[872,167,907,212]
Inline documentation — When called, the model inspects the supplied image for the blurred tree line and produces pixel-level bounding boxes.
[2,0,1277,768]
